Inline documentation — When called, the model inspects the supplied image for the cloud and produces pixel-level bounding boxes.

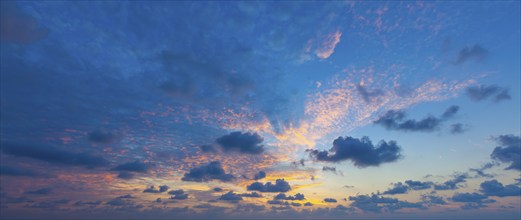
[480,180,521,197]
[469,162,495,178]
[253,171,266,180]
[315,30,342,59]
[247,179,291,192]
[25,188,52,195]
[356,84,384,103]
[374,106,459,132]
[450,123,468,134]
[465,85,511,103]
[454,45,489,64]
[434,174,467,190]
[267,200,289,205]
[168,189,185,195]
[219,191,243,202]
[304,202,313,206]
[117,171,135,179]
[240,192,262,198]
[491,134,520,171]
[0,142,108,168]
[199,145,217,153]
[143,185,169,193]
[382,182,408,195]
[0,165,45,177]
[213,188,223,192]
[215,132,265,154]
[171,193,189,200]
[0,1,48,44]
[274,193,305,201]
[181,161,235,182]
[322,166,336,172]
[87,130,118,144]
[348,194,399,213]
[451,192,495,209]
[404,180,433,190]
[307,136,402,167]
[112,161,148,173]
[421,194,447,205]
[324,198,337,203]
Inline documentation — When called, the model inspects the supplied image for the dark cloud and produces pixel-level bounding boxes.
[73,200,101,206]
[454,45,489,64]
[168,189,185,195]
[480,180,521,197]
[0,1,48,44]
[143,185,169,193]
[374,106,459,132]
[404,180,433,190]
[490,134,521,171]
[451,192,495,209]
[421,194,447,205]
[267,200,289,205]
[112,161,148,173]
[117,171,135,179]
[348,194,399,213]
[213,187,223,192]
[290,202,301,207]
[181,161,234,182]
[274,193,305,200]
[171,193,189,200]
[199,145,217,153]
[87,130,118,144]
[434,174,467,190]
[465,85,511,103]
[0,165,45,177]
[469,162,495,178]
[356,84,384,103]
[219,191,243,202]
[322,166,336,172]
[240,192,262,198]
[307,136,402,168]
[25,188,52,195]
[304,202,313,206]
[215,132,264,154]
[247,179,291,192]
[324,198,337,203]
[382,182,408,195]
[0,142,108,168]
[253,171,266,180]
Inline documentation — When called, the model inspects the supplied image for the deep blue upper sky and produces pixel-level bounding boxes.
[0,1,520,219]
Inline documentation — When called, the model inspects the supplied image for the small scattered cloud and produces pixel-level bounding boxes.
[307,136,402,168]
[316,30,342,59]
[450,123,468,134]
[216,132,265,154]
[434,174,468,190]
[404,180,433,190]
[480,179,521,197]
[356,84,384,103]
[143,185,169,194]
[199,145,217,153]
[0,142,108,168]
[374,106,459,132]
[465,85,511,103]
[382,182,408,195]
[247,179,291,192]
[274,193,305,201]
[454,45,489,64]
[240,192,262,198]
[253,171,266,180]
[324,198,337,203]
[171,193,189,200]
[451,192,495,210]
[117,171,135,179]
[490,134,520,171]
[168,189,185,195]
[181,161,234,182]
[219,191,243,202]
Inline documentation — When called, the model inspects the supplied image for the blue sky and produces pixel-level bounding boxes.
[0,1,520,219]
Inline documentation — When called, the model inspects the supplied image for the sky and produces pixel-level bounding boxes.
[0,1,520,219]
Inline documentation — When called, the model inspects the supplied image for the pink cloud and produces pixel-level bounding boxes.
[315,30,342,59]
